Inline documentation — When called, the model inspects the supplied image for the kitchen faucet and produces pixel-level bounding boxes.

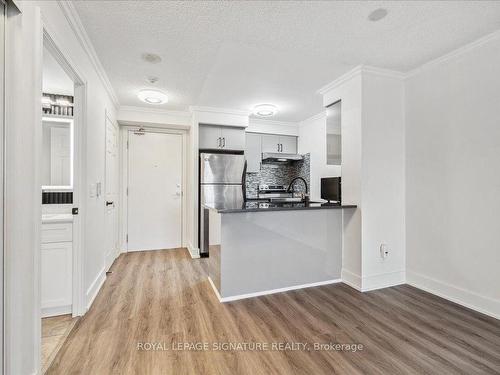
[287,177,309,196]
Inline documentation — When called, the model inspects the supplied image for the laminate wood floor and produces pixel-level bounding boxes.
[42,314,79,374]
[47,249,500,375]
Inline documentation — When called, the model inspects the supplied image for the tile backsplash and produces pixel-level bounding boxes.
[245,153,310,198]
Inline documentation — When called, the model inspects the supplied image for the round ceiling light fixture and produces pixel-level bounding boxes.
[368,8,388,22]
[141,53,162,64]
[253,104,278,118]
[137,89,168,105]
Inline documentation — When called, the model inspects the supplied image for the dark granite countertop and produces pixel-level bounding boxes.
[202,200,357,214]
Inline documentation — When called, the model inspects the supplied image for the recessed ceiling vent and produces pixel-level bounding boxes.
[368,8,388,22]
[141,53,162,64]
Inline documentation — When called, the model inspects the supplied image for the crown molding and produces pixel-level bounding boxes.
[318,65,405,96]
[405,29,500,79]
[119,105,191,118]
[189,106,250,117]
[57,0,120,108]
[362,65,406,80]
[317,65,362,95]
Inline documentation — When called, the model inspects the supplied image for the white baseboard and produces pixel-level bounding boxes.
[41,304,72,318]
[407,270,500,320]
[208,276,223,301]
[187,242,200,259]
[341,268,362,291]
[361,270,406,292]
[208,277,342,303]
[86,267,106,310]
[342,269,406,292]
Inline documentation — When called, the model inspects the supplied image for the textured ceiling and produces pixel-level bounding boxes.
[74,1,500,121]
[43,47,74,96]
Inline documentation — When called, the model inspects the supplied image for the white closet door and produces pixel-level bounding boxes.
[128,131,182,251]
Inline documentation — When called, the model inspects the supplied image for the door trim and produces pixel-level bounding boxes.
[120,126,187,253]
[42,25,87,321]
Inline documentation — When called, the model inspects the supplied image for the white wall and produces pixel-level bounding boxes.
[361,72,405,290]
[298,112,341,201]
[317,66,406,291]
[319,73,363,286]
[405,32,500,318]
[118,106,191,129]
[5,4,42,374]
[247,118,299,136]
[5,2,118,373]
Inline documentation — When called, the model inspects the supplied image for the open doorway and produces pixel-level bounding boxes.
[40,31,86,373]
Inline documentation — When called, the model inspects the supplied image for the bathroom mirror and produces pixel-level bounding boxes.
[42,117,73,189]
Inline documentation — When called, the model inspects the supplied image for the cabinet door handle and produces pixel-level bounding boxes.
[217,137,221,148]
[222,137,226,148]
[277,143,280,152]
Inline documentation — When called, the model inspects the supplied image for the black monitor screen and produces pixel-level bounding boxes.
[321,177,341,203]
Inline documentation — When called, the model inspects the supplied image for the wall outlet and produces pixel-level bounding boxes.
[380,243,389,259]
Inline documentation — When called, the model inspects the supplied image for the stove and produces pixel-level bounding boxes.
[257,184,303,202]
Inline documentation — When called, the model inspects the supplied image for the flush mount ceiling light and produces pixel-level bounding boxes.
[253,104,278,118]
[141,53,162,64]
[368,8,388,22]
[137,89,168,105]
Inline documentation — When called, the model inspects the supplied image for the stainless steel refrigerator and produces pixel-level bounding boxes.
[199,152,246,256]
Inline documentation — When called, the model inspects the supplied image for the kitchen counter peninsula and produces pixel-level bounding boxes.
[204,200,357,213]
[201,201,357,302]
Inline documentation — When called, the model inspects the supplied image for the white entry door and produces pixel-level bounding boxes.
[104,115,119,271]
[127,131,182,251]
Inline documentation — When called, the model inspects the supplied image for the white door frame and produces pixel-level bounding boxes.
[120,125,187,253]
[42,27,87,318]
[0,2,5,372]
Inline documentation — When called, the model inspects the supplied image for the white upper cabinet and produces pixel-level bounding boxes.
[199,124,245,150]
[279,135,297,154]
[199,125,222,149]
[221,127,245,150]
[261,134,297,154]
[245,133,262,173]
[261,135,280,153]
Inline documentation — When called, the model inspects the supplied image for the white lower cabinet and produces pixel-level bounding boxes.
[41,222,73,317]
